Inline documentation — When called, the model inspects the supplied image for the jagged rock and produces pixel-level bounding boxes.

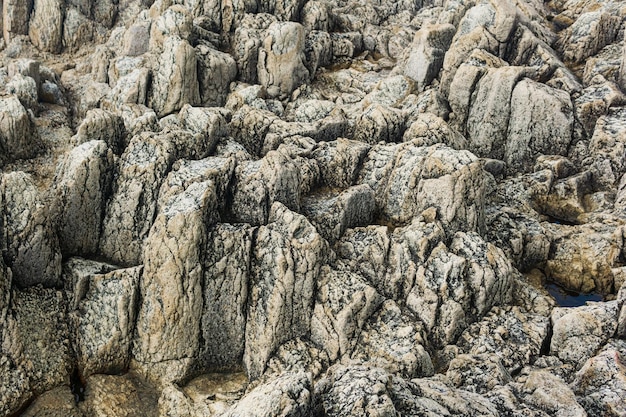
[69,265,141,378]
[466,66,532,161]
[545,223,623,294]
[54,140,114,256]
[29,0,64,53]
[63,7,95,52]
[73,108,126,154]
[0,95,36,164]
[118,103,159,136]
[550,302,620,366]
[446,354,511,394]
[230,105,277,156]
[99,133,176,266]
[0,354,31,417]
[199,223,254,370]
[516,369,586,417]
[454,306,550,373]
[336,217,446,301]
[196,43,238,107]
[230,150,301,225]
[134,174,219,382]
[573,340,626,416]
[20,386,84,417]
[122,18,151,56]
[80,373,158,417]
[244,202,326,380]
[106,66,150,107]
[0,172,61,287]
[2,287,72,399]
[2,0,32,44]
[405,231,514,348]
[575,80,626,137]
[353,103,405,144]
[149,36,200,117]
[312,139,369,188]
[301,185,376,243]
[621,33,626,92]
[588,106,626,183]
[149,5,192,49]
[177,105,229,147]
[310,266,383,362]
[157,373,248,417]
[6,74,38,110]
[583,42,623,86]
[257,22,309,99]
[222,371,311,417]
[352,300,434,378]
[402,112,467,150]
[358,143,485,234]
[557,10,622,64]
[312,364,399,416]
[506,78,574,173]
[232,14,277,84]
[305,30,332,74]
[404,23,455,91]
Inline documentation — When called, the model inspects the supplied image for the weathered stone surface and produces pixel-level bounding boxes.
[404,24,455,91]
[244,202,326,380]
[312,139,369,188]
[258,22,309,99]
[0,95,36,163]
[0,172,61,288]
[70,265,141,377]
[301,185,376,243]
[6,74,38,110]
[80,373,158,417]
[516,369,586,417]
[199,223,254,370]
[2,0,32,43]
[149,36,200,117]
[134,173,219,382]
[73,108,126,154]
[99,134,176,266]
[506,78,573,173]
[455,306,550,373]
[222,371,311,417]
[54,140,114,256]
[29,0,64,53]
[230,150,301,225]
[573,340,626,417]
[557,10,622,64]
[2,287,72,399]
[20,386,84,417]
[310,266,383,362]
[352,300,434,378]
[405,231,514,348]
[196,44,238,107]
[550,302,620,366]
[353,103,405,144]
[447,354,511,394]
[358,143,485,234]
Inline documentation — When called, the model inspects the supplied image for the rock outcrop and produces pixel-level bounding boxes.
[1,0,626,415]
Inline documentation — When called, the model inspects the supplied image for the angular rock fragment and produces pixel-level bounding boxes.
[312,139,369,188]
[199,223,254,370]
[29,0,64,53]
[0,95,37,164]
[352,300,434,378]
[550,301,619,366]
[0,172,61,288]
[310,266,383,362]
[244,202,326,380]
[73,108,126,154]
[301,185,376,243]
[257,22,309,99]
[54,140,114,256]
[99,134,176,266]
[404,24,455,91]
[134,173,219,382]
[70,265,141,378]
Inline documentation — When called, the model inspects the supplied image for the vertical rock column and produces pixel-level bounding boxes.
[133,176,219,383]
[244,202,327,380]
[29,0,64,53]
[2,0,33,44]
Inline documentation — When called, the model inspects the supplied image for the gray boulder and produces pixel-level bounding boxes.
[0,95,37,164]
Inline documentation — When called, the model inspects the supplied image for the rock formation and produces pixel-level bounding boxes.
[1,0,626,415]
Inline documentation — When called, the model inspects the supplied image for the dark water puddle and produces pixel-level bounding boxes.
[545,283,603,307]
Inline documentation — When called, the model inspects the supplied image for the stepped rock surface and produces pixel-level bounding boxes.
[1,0,626,416]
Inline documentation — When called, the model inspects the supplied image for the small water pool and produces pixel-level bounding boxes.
[545,283,603,307]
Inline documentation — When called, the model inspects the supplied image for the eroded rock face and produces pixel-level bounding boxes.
[2,0,626,415]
